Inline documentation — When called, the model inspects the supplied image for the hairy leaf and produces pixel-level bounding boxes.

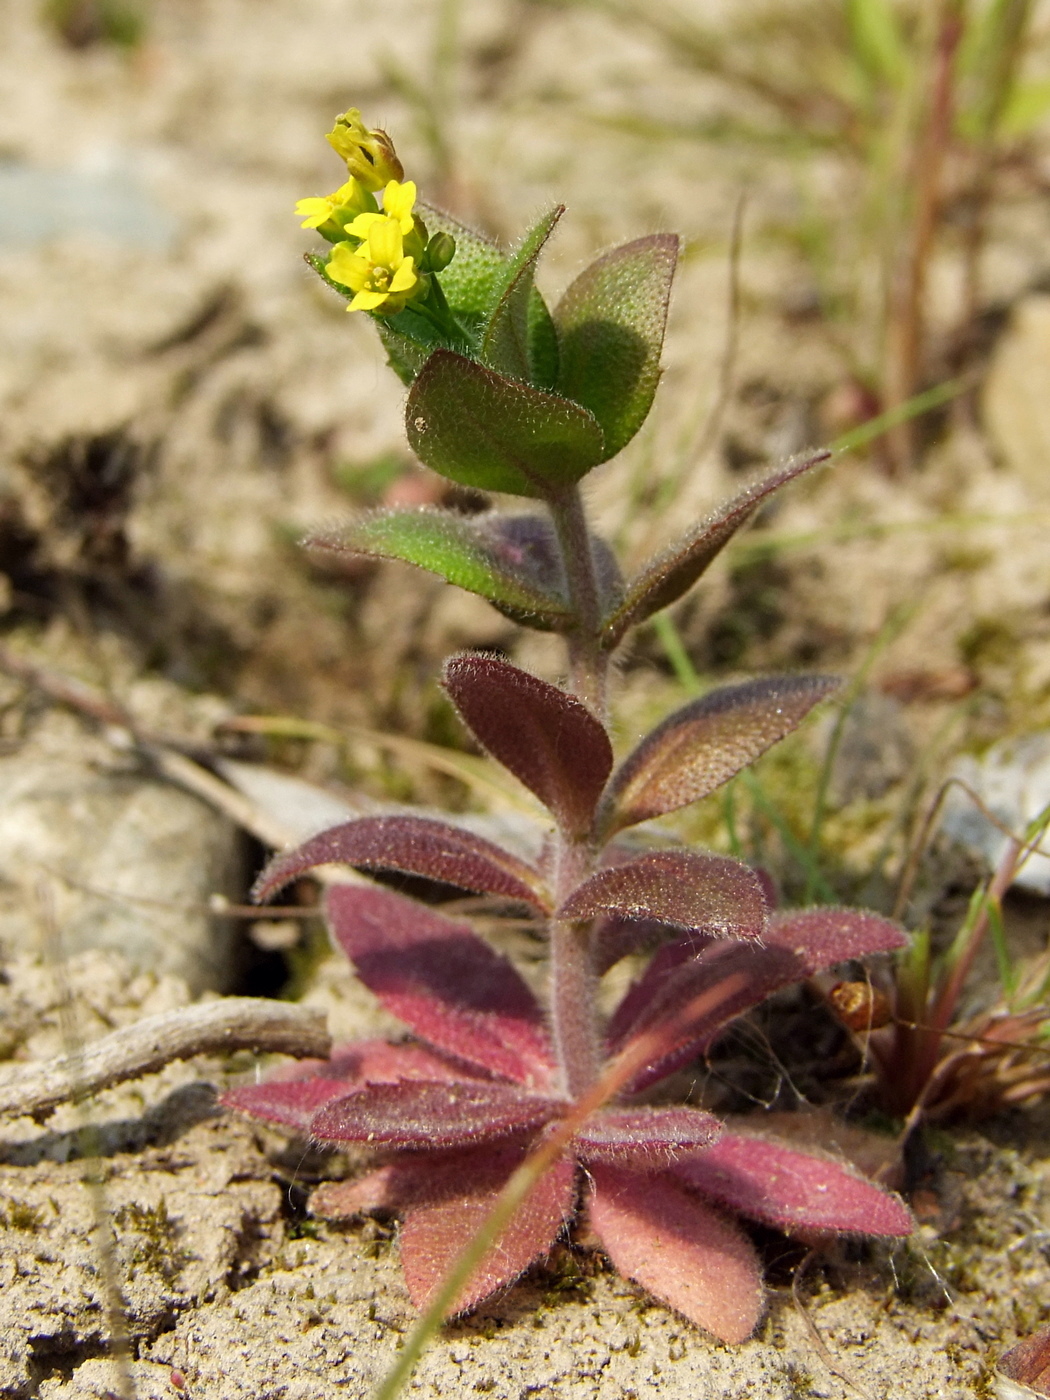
[592,914,699,975]
[406,350,605,498]
[609,939,805,1093]
[306,508,574,630]
[481,206,563,385]
[310,1079,561,1150]
[418,202,506,328]
[253,814,548,910]
[400,1145,577,1314]
[220,1077,355,1134]
[557,851,767,938]
[600,450,830,648]
[587,1164,763,1343]
[574,1106,722,1169]
[272,1037,480,1087]
[672,1131,913,1236]
[443,654,613,834]
[601,675,839,835]
[311,1166,406,1220]
[764,907,908,970]
[555,235,679,461]
[326,885,556,1087]
[220,1037,479,1133]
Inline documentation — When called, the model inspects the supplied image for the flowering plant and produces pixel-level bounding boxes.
[223,110,912,1343]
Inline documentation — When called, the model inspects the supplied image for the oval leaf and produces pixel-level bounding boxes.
[307,508,574,631]
[587,1163,763,1343]
[400,1145,577,1316]
[555,234,679,461]
[671,1130,913,1236]
[325,885,556,1087]
[253,815,549,910]
[575,1106,722,1169]
[765,906,908,971]
[557,850,768,938]
[443,654,613,834]
[601,675,840,835]
[221,1077,355,1135]
[310,1080,561,1150]
[609,939,806,1093]
[406,350,605,498]
[601,450,829,648]
[481,206,563,386]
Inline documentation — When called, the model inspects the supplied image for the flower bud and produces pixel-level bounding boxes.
[425,231,456,273]
[326,109,404,192]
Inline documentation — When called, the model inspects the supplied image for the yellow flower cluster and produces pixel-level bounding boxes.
[296,110,428,316]
[328,181,423,313]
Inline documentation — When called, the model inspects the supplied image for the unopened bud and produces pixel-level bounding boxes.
[425,231,456,273]
[326,109,404,192]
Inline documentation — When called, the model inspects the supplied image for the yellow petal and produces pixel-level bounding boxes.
[327,245,372,291]
[345,211,383,239]
[389,256,418,294]
[382,179,416,224]
[367,217,403,269]
[295,197,333,228]
[349,288,389,311]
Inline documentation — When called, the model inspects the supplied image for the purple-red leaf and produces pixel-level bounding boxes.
[254,815,549,910]
[575,1106,722,1169]
[609,939,806,1093]
[587,1163,763,1343]
[400,1145,577,1315]
[220,1077,355,1135]
[311,1166,406,1219]
[443,654,613,834]
[765,907,908,971]
[219,1037,482,1135]
[326,885,556,1087]
[592,915,701,975]
[601,676,839,835]
[557,851,768,939]
[601,451,829,649]
[310,1079,561,1150]
[671,1130,913,1237]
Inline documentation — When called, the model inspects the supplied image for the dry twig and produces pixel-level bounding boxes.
[0,997,330,1120]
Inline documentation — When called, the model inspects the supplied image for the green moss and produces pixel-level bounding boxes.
[114,1200,191,1286]
[0,1198,44,1232]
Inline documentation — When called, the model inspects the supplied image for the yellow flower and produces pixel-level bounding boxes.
[294,178,376,236]
[326,109,404,192]
[345,179,418,239]
[326,216,423,314]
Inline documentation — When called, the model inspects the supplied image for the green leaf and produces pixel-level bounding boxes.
[481,206,564,385]
[600,450,828,649]
[554,234,679,462]
[417,202,505,339]
[406,350,605,498]
[305,508,575,630]
[528,287,560,390]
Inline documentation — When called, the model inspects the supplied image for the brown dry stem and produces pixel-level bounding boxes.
[0,998,330,1120]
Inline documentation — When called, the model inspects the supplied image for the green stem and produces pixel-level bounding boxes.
[547,485,608,721]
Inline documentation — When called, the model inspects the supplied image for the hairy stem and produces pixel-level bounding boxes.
[549,836,602,1096]
[547,485,609,720]
[545,484,608,1096]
